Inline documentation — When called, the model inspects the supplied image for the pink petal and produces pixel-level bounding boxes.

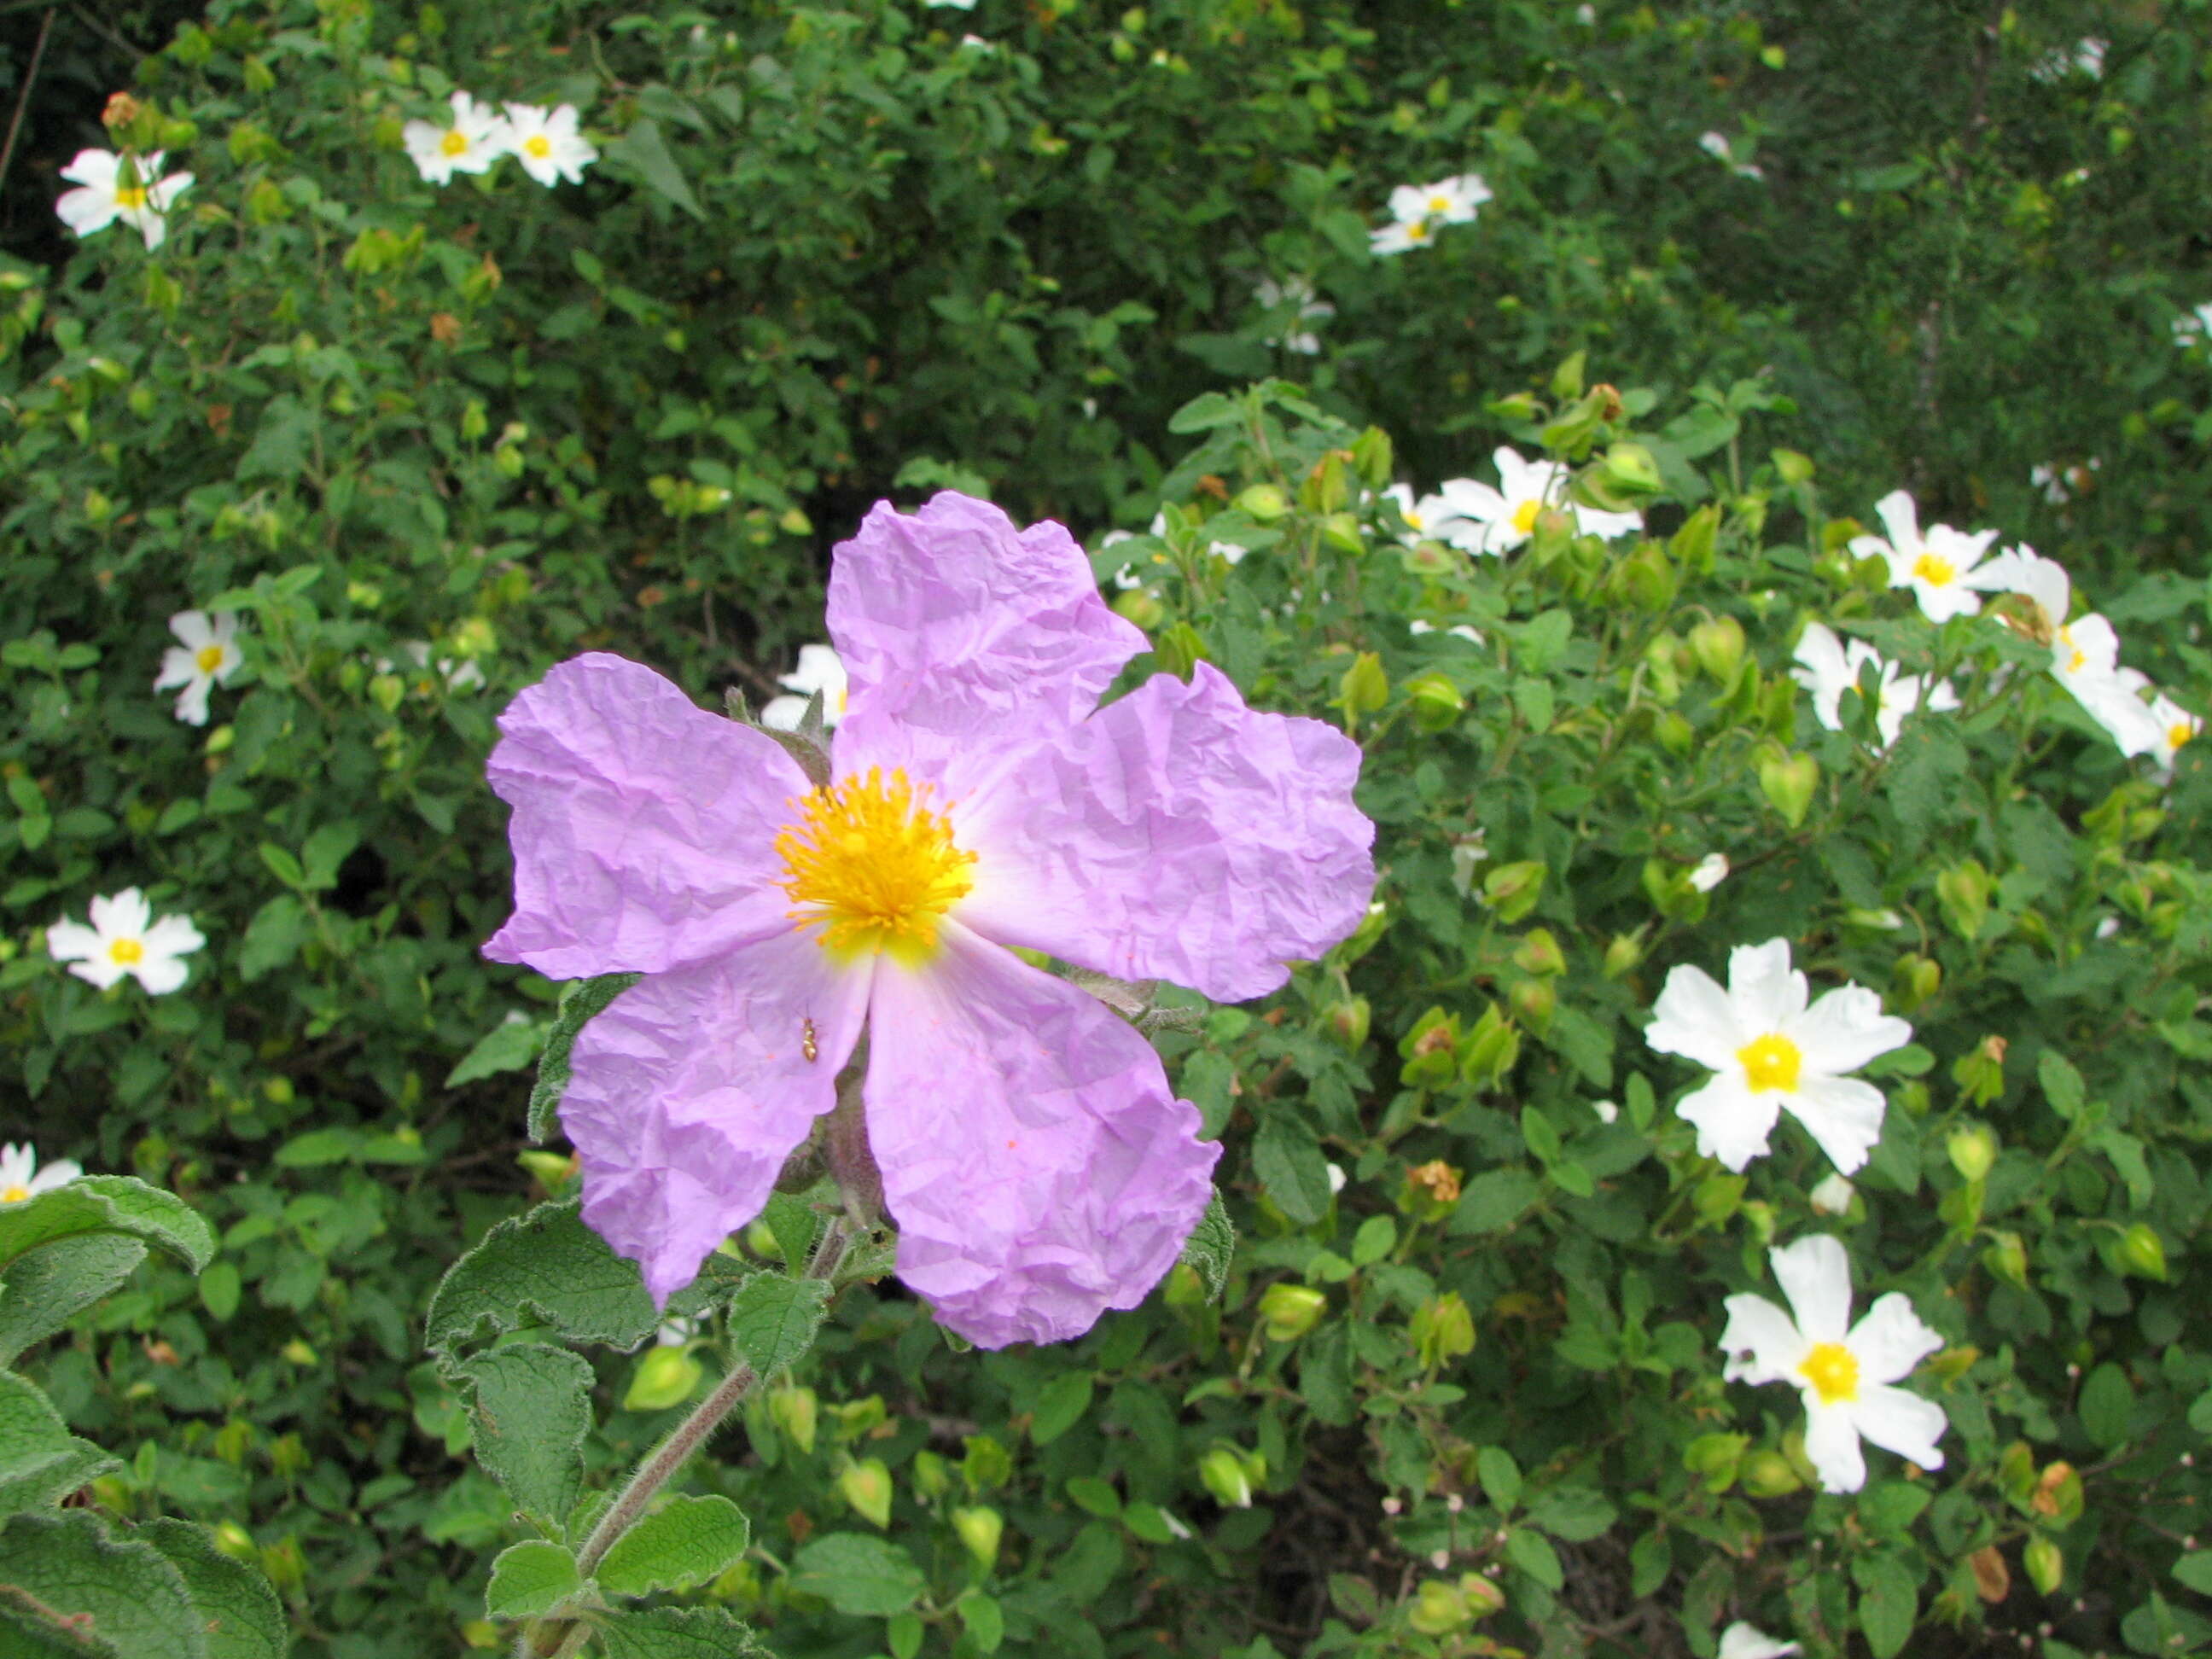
[561,932,870,1304]
[483,654,812,979]
[864,926,1219,1348]
[954,662,1374,1003]
[826,493,1145,789]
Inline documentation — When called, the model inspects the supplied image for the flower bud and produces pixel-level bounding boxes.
[1756,749,1819,829]
[1981,1231,2030,1289]
[1936,859,1992,942]
[1299,453,1348,514]
[769,1383,818,1452]
[1946,1124,1998,1184]
[1337,651,1388,724]
[951,1505,1004,1569]
[280,1339,317,1367]
[1324,996,1371,1051]
[1351,427,1394,489]
[2116,1221,2168,1281]
[1513,928,1566,978]
[1656,711,1695,755]
[1112,587,1164,629]
[1613,541,1677,612]
[1599,441,1662,498]
[1692,1173,1745,1225]
[1259,1283,1328,1342]
[2030,1461,2083,1524]
[213,1521,258,1563]
[1404,671,1465,733]
[910,1449,951,1499]
[1508,974,1555,1032]
[1482,861,1545,924]
[1407,1579,1470,1635]
[1460,1573,1506,1617]
[2023,1536,2064,1595]
[1198,1445,1260,1509]
[1681,1431,1748,1493]
[962,1434,1013,1491]
[1689,615,1746,684]
[1602,931,1645,979]
[1670,504,1720,572]
[261,1536,306,1595]
[1161,1260,1208,1309]
[1739,1448,1803,1499]
[839,1457,894,1528]
[1236,483,1289,521]
[1398,1007,1461,1088]
[1458,1004,1521,1092]
[623,1345,703,1412]
[1641,633,1684,703]
[1410,1292,1476,1368]
[1320,511,1364,553]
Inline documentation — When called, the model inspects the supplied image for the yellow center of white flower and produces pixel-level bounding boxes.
[1912,551,1956,587]
[2171,722,2195,751]
[0,1185,27,1204]
[1737,1033,1802,1093]
[1407,221,1429,242]
[109,937,144,965]
[441,131,470,157]
[2058,627,2085,674]
[776,768,975,964]
[1799,1341,1860,1405]
[1511,498,1541,537]
[525,134,552,160]
[114,185,148,211]
[1428,194,1452,213]
[1405,509,1424,531]
[195,643,226,673]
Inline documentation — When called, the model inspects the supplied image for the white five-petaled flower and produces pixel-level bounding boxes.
[1849,490,2005,622]
[153,610,243,727]
[1644,938,1912,1174]
[1975,548,2163,755]
[502,102,597,187]
[1382,482,1485,552]
[1698,131,1765,180]
[1689,853,1731,894]
[1790,622,1959,751]
[47,888,206,995]
[1370,173,1490,256]
[760,643,848,732]
[2143,688,2201,771]
[1719,1234,1947,1493]
[1434,446,1641,556]
[404,91,511,185]
[1254,276,1335,355]
[0,1144,82,1206]
[55,148,193,250]
[1718,1624,1802,1659]
[1407,619,1485,646]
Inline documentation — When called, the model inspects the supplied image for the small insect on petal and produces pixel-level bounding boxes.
[801,1016,819,1063]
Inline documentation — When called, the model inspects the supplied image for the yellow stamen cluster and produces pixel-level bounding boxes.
[108,937,144,966]
[1912,551,1956,587]
[525,135,553,160]
[1799,1340,1860,1405]
[1737,1033,1802,1094]
[0,1185,27,1204]
[195,643,226,674]
[2171,722,2196,752]
[776,768,975,964]
[114,185,148,211]
[1511,498,1542,537]
[440,130,470,157]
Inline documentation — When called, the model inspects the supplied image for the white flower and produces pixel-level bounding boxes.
[1644,938,1912,1174]
[1254,276,1334,355]
[2030,457,2098,505]
[1436,446,1641,556]
[959,34,996,51]
[760,643,848,731]
[1849,490,2005,622]
[152,610,243,727]
[1386,174,1491,228]
[404,92,511,185]
[2031,37,2106,81]
[1370,216,1437,257]
[1326,1162,1348,1195]
[1719,1234,1947,1493]
[2095,914,2122,940]
[1592,1099,1620,1125]
[1382,482,1486,551]
[1976,549,2167,753]
[0,1144,82,1206]
[924,0,978,9]
[2144,690,2201,771]
[1789,622,1959,750]
[55,148,192,250]
[655,1314,699,1347]
[377,641,486,695]
[1407,619,1485,646]
[1718,1622,1801,1659]
[2173,303,2212,348]
[1690,853,1731,893]
[1807,1173,1856,1216]
[501,102,596,187]
[47,889,206,995]
[1698,131,1765,180]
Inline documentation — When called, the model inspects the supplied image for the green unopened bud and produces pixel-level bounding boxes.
[493,444,524,479]
[962,1434,1013,1492]
[1161,1260,1208,1309]
[269,1433,311,1479]
[1458,1004,1521,1092]
[839,1457,894,1528]
[213,1521,258,1562]
[1682,1432,1749,1493]
[1483,860,1545,923]
[1603,932,1645,979]
[1461,1573,1506,1617]
[2031,1461,2084,1525]
[1936,859,1992,942]
[1407,1579,1471,1635]
[1351,426,1394,489]
[1670,503,1720,573]
[1404,671,1465,733]
[623,1344,703,1412]
[1946,1124,1998,1184]
[1689,615,1746,684]
[1337,651,1388,724]
[1612,540,1676,611]
[459,399,489,442]
[1112,588,1164,630]
[1155,621,1207,680]
[1890,953,1941,1012]
[280,1339,317,1367]
[1319,510,1363,553]
[1982,1231,2030,1289]
[448,616,497,660]
[911,1449,951,1499]
[1299,453,1348,514]
[1656,711,1695,755]
[1772,448,1815,486]
[951,1505,1004,1569]
[1398,1006,1462,1088]
[1324,996,1371,1051]
[1641,632,1684,704]
[1508,975,1556,1032]
[2023,1536,2064,1596]
[2117,1221,2168,1281]
[1198,1445,1260,1509]
[1692,1173,1745,1226]
[1599,441,1662,497]
[768,1384,818,1453]
[261,1536,306,1594]
[1739,1448,1803,1499]
[1337,900,1387,966]
[1259,1283,1328,1342]
[515,1149,577,1192]
[1513,928,1566,978]
[1236,483,1289,521]
[1410,1291,1476,1368]
[247,176,290,224]
[1756,749,1819,828]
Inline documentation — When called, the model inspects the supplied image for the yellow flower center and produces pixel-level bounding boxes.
[776,768,975,964]
[1405,509,1424,531]
[109,937,144,965]
[2171,722,2195,751]
[1799,1340,1860,1405]
[1912,551,1956,587]
[195,643,226,674]
[0,1184,27,1204]
[114,185,148,211]
[440,130,470,157]
[1511,498,1542,537]
[1407,221,1429,242]
[1428,194,1452,213]
[525,134,552,160]
[1737,1033,1802,1093]
[2058,627,2085,674]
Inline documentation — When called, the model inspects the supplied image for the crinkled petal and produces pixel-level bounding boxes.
[1726,939,1806,1033]
[1784,1074,1889,1174]
[1848,1291,1943,1386]
[1849,1382,1947,1470]
[1769,1234,1853,1343]
[1786,985,1910,1075]
[1676,1074,1780,1172]
[826,493,1146,790]
[864,925,1219,1348]
[562,934,870,1304]
[1802,1397,1866,1493]
[1718,1293,1808,1385]
[90,890,151,939]
[168,611,214,650]
[45,921,99,964]
[1644,963,1744,1070]
[483,653,812,979]
[953,662,1373,1003]
[1718,1623,1802,1659]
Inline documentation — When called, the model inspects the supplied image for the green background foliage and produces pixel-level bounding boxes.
[3,0,2210,1655]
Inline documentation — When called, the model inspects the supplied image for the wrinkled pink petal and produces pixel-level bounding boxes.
[955,662,1375,1003]
[484,654,812,979]
[827,493,1146,790]
[864,925,1219,1348]
[562,929,870,1304]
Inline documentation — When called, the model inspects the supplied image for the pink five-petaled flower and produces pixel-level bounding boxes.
[483,492,1376,1348]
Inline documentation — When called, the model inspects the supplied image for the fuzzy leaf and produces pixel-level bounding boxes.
[137,1521,287,1659]
[462,1344,595,1528]
[425,1197,659,1358]
[0,1178,214,1277]
[603,119,705,220]
[596,1495,750,1598]
[789,1534,925,1616]
[725,1273,829,1381]
[527,975,640,1141]
[588,1605,771,1658]
[446,1017,547,1089]
[484,1540,585,1621]
[0,1511,204,1659]
[0,1234,147,1365]
[1175,1193,1233,1301]
[0,1372,117,1511]
[1252,1116,1331,1225]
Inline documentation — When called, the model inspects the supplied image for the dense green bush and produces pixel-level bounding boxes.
[3,2,2211,1656]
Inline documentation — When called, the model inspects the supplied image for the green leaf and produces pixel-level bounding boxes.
[445,1017,547,1089]
[1252,1116,1332,1225]
[589,1605,769,1658]
[528,975,640,1141]
[425,1197,661,1359]
[0,1177,214,1276]
[272,1128,359,1167]
[958,1590,1004,1653]
[1447,1168,1540,1235]
[1349,1214,1396,1267]
[604,119,704,219]
[1065,1476,1121,1518]
[596,1494,750,1598]
[1027,1371,1094,1447]
[299,821,359,890]
[0,1232,147,1365]
[0,1511,204,1659]
[197,1260,242,1323]
[236,895,308,983]
[484,1540,585,1620]
[2038,1049,2085,1120]
[1503,1528,1563,1591]
[725,1272,830,1381]
[1524,1485,1617,1543]
[2077,1362,2135,1450]
[137,1520,287,1659]
[0,1371,118,1511]
[789,1533,925,1616]
[1476,1447,1522,1512]
[760,1190,823,1274]
[1855,1556,1918,1659]
[257,842,306,890]
[1175,1194,1234,1300]
[2174,1552,2212,1597]
[461,1343,595,1528]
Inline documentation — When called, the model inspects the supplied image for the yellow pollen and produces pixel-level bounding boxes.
[114,185,148,210]
[1405,509,1424,531]
[195,643,226,673]
[0,1185,26,1204]
[776,767,975,964]
[525,134,552,160]
[1428,194,1451,212]
[1511,498,1541,537]
[2171,722,2195,751]
[1737,1032,1802,1093]
[1912,550,1956,586]
[1799,1341,1860,1405]
[1408,221,1429,241]
[109,937,144,965]
[440,130,470,157]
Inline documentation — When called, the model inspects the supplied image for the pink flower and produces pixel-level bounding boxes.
[484,492,1375,1347]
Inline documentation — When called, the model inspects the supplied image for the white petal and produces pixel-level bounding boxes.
[1644,963,1743,1069]
[1871,489,1920,556]
[55,187,118,236]
[131,954,190,995]
[141,915,207,962]
[1783,1074,1889,1175]
[67,957,128,991]
[1786,984,1910,1074]
[154,646,202,693]
[172,677,214,725]
[1847,1292,1943,1386]
[1726,939,1805,1033]
[90,890,150,939]
[45,920,101,963]
[1848,1382,1947,1470]
[1678,1074,1782,1172]
[1770,1234,1853,1344]
[760,694,808,731]
[1802,1398,1866,1493]
[1718,1293,1807,1384]
[0,1145,33,1188]
[25,1161,81,1196]
[60,149,119,189]
[1807,1173,1856,1215]
[1718,1623,1802,1659]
